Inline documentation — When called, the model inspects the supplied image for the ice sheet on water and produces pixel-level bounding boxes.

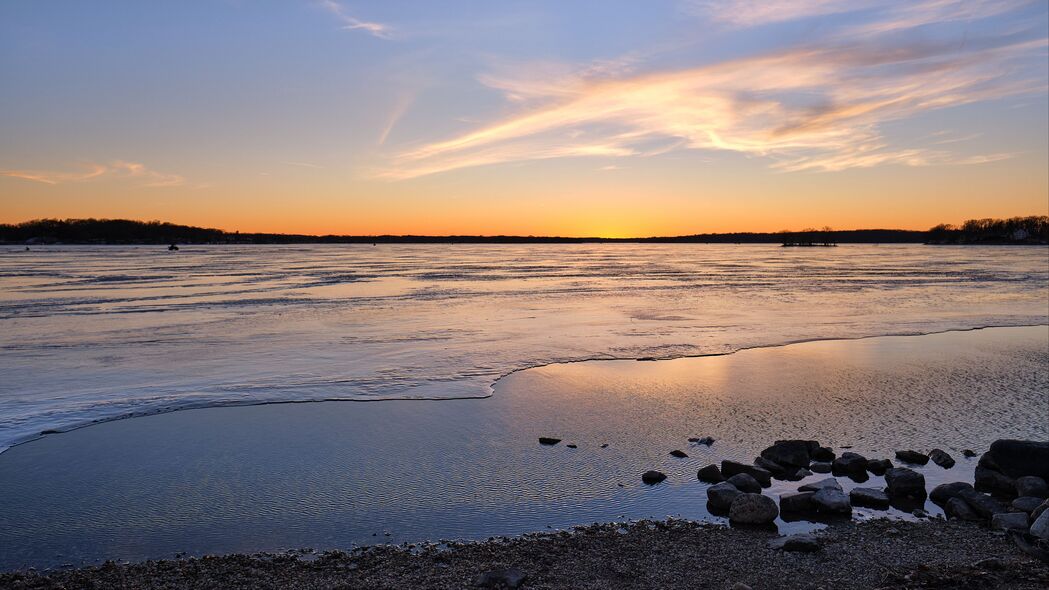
[0,243,1047,452]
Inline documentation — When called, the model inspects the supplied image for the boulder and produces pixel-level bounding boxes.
[895,450,929,465]
[754,456,790,479]
[866,459,893,476]
[812,446,835,462]
[707,482,743,510]
[944,497,982,521]
[726,473,762,494]
[799,477,842,493]
[975,466,1016,496]
[792,468,813,479]
[832,452,868,476]
[812,488,852,515]
[929,449,955,469]
[1012,496,1045,513]
[721,460,772,487]
[1016,476,1049,499]
[958,488,1007,520]
[810,461,832,474]
[983,440,1049,480]
[641,470,666,485]
[697,464,725,483]
[760,440,814,468]
[474,568,527,589]
[1032,509,1049,541]
[538,437,561,445]
[885,468,927,500]
[930,482,975,506]
[1033,499,1049,522]
[669,449,688,458]
[850,487,890,510]
[991,512,1030,532]
[779,491,817,513]
[729,493,779,524]
[768,533,821,553]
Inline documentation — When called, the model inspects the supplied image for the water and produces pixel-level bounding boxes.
[1,243,1047,453]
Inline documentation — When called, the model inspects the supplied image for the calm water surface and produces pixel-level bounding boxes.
[1,244,1047,452]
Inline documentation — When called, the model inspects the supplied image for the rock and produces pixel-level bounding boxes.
[689,436,715,445]
[726,473,762,494]
[669,449,688,458]
[975,466,1016,496]
[813,487,852,515]
[1033,499,1049,521]
[975,557,1005,571]
[754,456,790,479]
[1016,476,1049,499]
[600,443,609,448]
[963,449,977,458]
[721,460,772,487]
[707,482,743,510]
[566,444,577,448]
[983,440,1049,480]
[991,512,1030,531]
[697,464,725,483]
[930,482,975,506]
[538,437,561,445]
[866,459,893,476]
[885,468,927,500]
[810,461,832,473]
[1031,509,1049,541]
[832,452,868,476]
[812,446,835,462]
[958,488,1007,519]
[768,533,821,552]
[929,449,955,469]
[641,470,666,485]
[912,508,930,518]
[779,491,817,513]
[944,497,982,521]
[799,477,842,493]
[850,487,890,510]
[895,450,929,465]
[474,567,526,588]
[793,468,813,479]
[729,493,779,524]
[1013,496,1045,513]
[760,440,814,468]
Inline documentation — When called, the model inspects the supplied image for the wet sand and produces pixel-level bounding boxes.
[0,326,1046,571]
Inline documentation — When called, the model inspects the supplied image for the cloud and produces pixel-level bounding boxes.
[376,2,1045,180]
[318,0,391,39]
[1,161,185,187]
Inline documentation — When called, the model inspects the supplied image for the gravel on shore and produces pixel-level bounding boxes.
[2,519,1046,590]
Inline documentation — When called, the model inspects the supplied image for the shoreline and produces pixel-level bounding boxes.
[4,519,1046,589]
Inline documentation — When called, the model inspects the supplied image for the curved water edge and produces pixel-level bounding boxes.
[4,322,1046,455]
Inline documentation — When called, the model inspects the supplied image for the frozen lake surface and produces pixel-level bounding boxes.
[1,243,1047,452]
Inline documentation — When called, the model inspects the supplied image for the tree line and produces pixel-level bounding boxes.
[927,216,1048,244]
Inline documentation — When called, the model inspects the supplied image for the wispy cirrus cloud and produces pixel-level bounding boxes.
[318,0,391,39]
[376,1,1045,180]
[1,161,185,187]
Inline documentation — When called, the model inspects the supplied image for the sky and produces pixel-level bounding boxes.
[1,0,1047,237]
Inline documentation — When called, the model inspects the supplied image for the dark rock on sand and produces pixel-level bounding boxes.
[721,460,772,487]
[810,461,832,473]
[813,488,852,515]
[707,482,744,511]
[812,446,835,462]
[760,440,814,468]
[944,497,982,521]
[929,449,956,469]
[729,493,779,525]
[975,466,1017,496]
[850,487,891,510]
[474,567,527,589]
[832,452,868,476]
[642,471,667,485]
[885,468,927,500]
[689,436,715,446]
[768,533,821,553]
[1013,497,1045,514]
[538,437,561,445]
[669,450,688,458]
[726,473,762,494]
[931,482,975,506]
[1016,476,1049,499]
[895,450,930,465]
[697,464,725,483]
[963,449,977,458]
[566,444,577,448]
[799,477,842,493]
[991,512,1031,532]
[958,488,1007,520]
[866,459,893,476]
[780,491,817,514]
[983,440,1049,480]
